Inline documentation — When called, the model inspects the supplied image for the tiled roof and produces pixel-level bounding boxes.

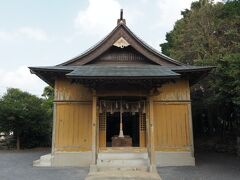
[29,65,214,76]
[66,65,180,78]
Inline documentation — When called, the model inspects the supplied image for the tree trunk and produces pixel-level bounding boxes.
[16,134,20,150]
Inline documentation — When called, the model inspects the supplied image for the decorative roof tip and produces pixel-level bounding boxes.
[117,9,126,25]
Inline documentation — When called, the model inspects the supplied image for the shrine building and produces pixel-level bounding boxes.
[29,10,213,176]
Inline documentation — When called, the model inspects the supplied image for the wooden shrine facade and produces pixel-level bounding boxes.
[29,13,213,168]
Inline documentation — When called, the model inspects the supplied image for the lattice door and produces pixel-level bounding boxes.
[99,113,106,148]
[139,113,146,147]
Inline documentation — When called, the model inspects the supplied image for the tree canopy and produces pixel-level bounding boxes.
[160,0,240,143]
[161,0,240,65]
[0,88,52,149]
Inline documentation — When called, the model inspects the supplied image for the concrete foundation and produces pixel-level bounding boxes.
[33,151,195,168]
[52,151,92,167]
[156,151,195,167]
[33,151,92,167]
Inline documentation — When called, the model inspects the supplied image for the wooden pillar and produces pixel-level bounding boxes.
[91,90,97,164]
[146,99,151,168]
[188,103,195,155]
[148,94,156,171]
[51,102,57,155]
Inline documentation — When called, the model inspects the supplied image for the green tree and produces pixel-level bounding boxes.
[161,0,224,64]
[42,86,54,116]
[160,0,240,143]
[42,86,54,100]
[0,88,52,150]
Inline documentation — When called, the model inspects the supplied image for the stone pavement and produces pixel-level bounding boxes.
[0,149,239,180]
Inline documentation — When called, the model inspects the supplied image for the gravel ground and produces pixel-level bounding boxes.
[0,149,239,180]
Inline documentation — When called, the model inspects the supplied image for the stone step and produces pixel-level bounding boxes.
[97,152,149,169]
[96,165,148,172]
[40,154,52,161]
[33,159,51,167]
[33,153,52,167]
[85,170,162,180]
[97,158,149,166]
[98,152,148,160]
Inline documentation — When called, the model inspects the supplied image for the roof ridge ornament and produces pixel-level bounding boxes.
[117,9,126,25]
[120,9,123,20]
[113,37,130,48]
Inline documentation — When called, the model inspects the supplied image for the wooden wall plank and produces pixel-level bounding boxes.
[55,102,92,152]
[153,103,191,151]
[55,78,92,101]
[153,79,190,101]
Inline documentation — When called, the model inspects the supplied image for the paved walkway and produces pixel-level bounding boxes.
[158,152,240,180]
[0,149,239,180]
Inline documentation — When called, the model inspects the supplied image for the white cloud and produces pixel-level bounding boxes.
[0,66,47,97]
[74,0,121,36]
[156,0,193,29]
[156,0,223,25]
[0,27,48,41]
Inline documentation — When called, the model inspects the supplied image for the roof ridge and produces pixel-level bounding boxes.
[57,24,122,66]
[122,24,183,66]
[58,23,184,66]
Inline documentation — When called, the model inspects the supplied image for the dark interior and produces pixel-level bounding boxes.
[106,112,140,147]
[122,112,139,147]
[106,112,120,147]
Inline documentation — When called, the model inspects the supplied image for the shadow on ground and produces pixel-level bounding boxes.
[158,151,240,180]
[0,149,239,180]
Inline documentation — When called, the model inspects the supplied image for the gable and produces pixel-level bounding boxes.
[59,24,182,66]
[87,46,157,65]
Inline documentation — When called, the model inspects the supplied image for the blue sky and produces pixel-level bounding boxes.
[0,0,222,96]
